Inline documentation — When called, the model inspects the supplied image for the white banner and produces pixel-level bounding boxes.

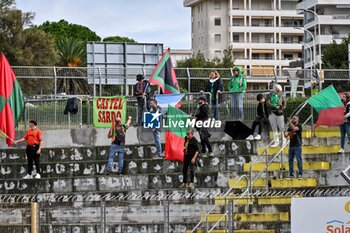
[291,197,350,233]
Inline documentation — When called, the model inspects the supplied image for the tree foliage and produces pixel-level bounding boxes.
[38,19,101,42]
[103,36,136,43]
[0,0,58,95]
[176,47,235,68]
[322,34,350,69]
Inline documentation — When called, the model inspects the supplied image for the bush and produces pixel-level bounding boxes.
[285,97,317,125]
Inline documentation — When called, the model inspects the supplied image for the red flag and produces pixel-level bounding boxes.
[0,53,24,146]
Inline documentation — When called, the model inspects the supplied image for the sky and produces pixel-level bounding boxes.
[16,0,191,49]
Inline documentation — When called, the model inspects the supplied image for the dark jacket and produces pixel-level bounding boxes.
[64,97,78,115]
[195,103,210,121]
[344,101,350,122]
[204,78,224,104]
[133,80,151,100]
[256,102,269,120]
[184,136,200,158]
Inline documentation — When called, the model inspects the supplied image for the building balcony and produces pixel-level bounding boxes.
[229,42,302,50]
[305,34,347,47]
[183,0,202,7]
[229,26,303,34]
[304,15,350,29]
[229,9,302,17]
[297,0,350,11]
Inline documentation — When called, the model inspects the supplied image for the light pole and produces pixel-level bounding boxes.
[298,8,322,70]
[294,27,316,71]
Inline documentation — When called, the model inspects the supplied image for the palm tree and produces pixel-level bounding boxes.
[56,38,92,94]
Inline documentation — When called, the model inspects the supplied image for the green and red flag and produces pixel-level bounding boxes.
[149,49,180,94]
[0,53,25,146]
[307,85,343,127]
[164,105,189,161]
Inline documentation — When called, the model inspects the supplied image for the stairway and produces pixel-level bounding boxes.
[190,127,349,233]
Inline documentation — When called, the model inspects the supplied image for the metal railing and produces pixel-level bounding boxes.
[190,175,249,233]
[248,101,311,193]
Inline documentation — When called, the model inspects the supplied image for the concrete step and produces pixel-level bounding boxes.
[203,212,289,222]
[229,178,318,189]
[244,161,330,172]
[214,196,300,205]
[188,230,276,233]
[257,145,340,156]
[0,172,226,194]
[269,126,340,139]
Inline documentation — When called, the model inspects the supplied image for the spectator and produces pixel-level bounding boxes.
[246,94,269,141]
[338,93,350,153]
[195,96,214,157]
[14,120,43,179]
[204,70,223,120]
[284,115,303,178]
[134,74,151,126]
[150,99,163,158]
[179,129,200,189]
[266,84,286,147]
[106,116,132,175]
[228,66,247,121]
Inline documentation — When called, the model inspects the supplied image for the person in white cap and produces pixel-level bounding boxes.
[266,84,286,147]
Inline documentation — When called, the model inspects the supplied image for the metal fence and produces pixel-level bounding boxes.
[13,66,350,96]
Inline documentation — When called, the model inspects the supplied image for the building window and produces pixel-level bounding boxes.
[215,50,221,57]
[232,35,239,42]
[198,4,201,13]
[214,18,221,26]
[214,34,221,43]
[214,0,221,9]
[198,21,200,29]
[265,54,272,60]
[201,3,203,12]
[252,54,259,59]
[284,53,293,60]
[201,20,204,28]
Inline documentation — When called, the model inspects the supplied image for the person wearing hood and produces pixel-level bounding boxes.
[228,66,247,121]
[205,70,223,120]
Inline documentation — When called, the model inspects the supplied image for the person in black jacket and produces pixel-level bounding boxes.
[204,70,223,120]
[179,129,200,189]
[134,74,151,126]
[195,96,213,157]
[246,94,269,141]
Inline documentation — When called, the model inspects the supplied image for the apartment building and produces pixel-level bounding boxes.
[184,0,304,75]
[297,0,350,69]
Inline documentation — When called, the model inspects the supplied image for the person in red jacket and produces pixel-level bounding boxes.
[14,120,43,179]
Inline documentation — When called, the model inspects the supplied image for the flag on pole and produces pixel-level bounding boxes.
[307,85,344,127]
[164,105,189,161]
[155,93,184,113]
[0,53,25,146]
[149,49,180,94]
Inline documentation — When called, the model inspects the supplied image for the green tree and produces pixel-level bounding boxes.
[103,36,136,43]
[0,0,58,95]
[38,19,101,42]
[322,34,350,69]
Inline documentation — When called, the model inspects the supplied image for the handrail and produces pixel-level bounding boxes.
[249,100,309,193]
[208,187,250,232]
[190,175,249,233]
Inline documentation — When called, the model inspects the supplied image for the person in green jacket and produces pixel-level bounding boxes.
[228,66,247,121]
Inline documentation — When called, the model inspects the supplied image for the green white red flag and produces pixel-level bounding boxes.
[0,53,25,146]
[307,85,343,127]
[164,105,189,161]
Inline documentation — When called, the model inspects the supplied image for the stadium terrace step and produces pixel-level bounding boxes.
[188,230,276,233]
[229,178,266,189]
[202,212,289,222]
[244,161,330,172]
[257,145,340,155]
[229,178,318,189]
[269,126,340,139]
[271,178,317,188]
[214,196,301,205]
